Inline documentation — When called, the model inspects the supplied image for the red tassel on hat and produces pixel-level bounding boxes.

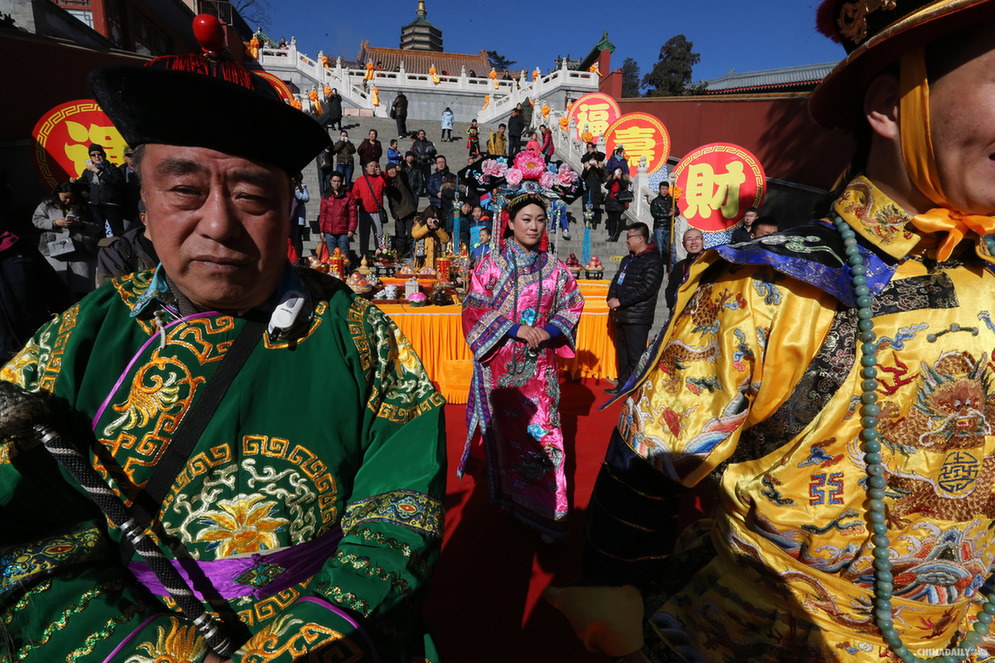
[147,16,252,90]
[816,0,843,41]
[145,15,253,90]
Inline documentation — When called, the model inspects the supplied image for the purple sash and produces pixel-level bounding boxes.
[129,526,343,601]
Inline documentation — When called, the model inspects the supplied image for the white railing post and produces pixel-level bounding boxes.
[569,117,580,162]
[399,61,406,86]
[632,157,649,222]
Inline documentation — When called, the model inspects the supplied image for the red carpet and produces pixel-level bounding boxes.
[423,377,618,663]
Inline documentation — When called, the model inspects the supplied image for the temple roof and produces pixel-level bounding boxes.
[402,15,436,29]
[702,62,838,94]
[356,42,491,75]
[577,31,615,71]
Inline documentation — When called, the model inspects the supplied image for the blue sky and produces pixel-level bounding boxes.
[262,0,847,85]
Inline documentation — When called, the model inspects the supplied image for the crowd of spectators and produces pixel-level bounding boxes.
[307,103,782,328]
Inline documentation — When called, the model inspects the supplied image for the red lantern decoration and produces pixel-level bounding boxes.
[672,143,766,232]
[565,93,620,143]
[603,113,670,177]
[31,100,126,188]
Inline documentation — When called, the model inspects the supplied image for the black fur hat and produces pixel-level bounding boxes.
[89,45,329,174]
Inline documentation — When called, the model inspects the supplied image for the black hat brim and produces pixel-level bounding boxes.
[89,66,329,174]
[809,0,995,131]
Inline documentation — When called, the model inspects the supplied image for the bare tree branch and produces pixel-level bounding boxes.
[231,0,272,29]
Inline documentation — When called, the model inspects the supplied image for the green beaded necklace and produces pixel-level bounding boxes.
[833,213,995,663]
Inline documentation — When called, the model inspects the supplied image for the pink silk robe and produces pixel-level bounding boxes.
[460,241,584,538]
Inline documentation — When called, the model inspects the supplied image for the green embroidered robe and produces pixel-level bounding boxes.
[0,267,446,663]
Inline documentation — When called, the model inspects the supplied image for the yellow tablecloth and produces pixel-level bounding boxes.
[375,281,616,404]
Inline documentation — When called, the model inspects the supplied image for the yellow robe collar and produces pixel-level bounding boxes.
[833,176,995,268]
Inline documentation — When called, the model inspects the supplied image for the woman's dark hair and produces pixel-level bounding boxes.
[47,181,78,206]
[421,205,439,222]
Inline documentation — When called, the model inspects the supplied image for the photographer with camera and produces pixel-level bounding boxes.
[411,205,450,271]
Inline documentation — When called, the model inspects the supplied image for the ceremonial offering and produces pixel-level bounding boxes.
[404,277,420,298]
[584,256,604,279]
[374,246,398,276]
[435,256,451,282]
[329,249,345,277]
[429,286,453,307]
[565,253,582,278]
[406,292,428,307]
[346,271,374,296]
[417,266,437,281]
[398,264,416,278]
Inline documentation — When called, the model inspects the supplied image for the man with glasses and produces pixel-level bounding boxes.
[606,222,664,394]
[78,143,125,236]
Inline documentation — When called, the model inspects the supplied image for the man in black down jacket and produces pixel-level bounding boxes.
[383,162,417,259]
[606,222,664,394]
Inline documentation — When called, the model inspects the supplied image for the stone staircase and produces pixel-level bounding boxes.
[298,115,674,332]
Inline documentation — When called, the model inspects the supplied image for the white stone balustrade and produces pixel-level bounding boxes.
[255,43,598,123]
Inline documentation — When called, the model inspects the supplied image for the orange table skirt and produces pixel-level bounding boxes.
[375,291,616,404]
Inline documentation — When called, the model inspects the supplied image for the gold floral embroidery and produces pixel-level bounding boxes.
[104,359,187,437]
[836,177,915,248]
[837,0,898,45]
[0,306,75,392]
[195,494,288,556]
[126,618,207,663]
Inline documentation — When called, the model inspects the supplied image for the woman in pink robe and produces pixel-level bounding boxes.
[460,192,584,541]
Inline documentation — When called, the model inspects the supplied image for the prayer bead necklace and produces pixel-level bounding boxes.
[833,213,995,663]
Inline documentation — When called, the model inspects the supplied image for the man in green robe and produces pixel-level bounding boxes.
[0,28,446,663]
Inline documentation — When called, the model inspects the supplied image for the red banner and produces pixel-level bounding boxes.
[32,100,127,189]
[603,113,670,177]
[565,92,620,143]
[672,143,766,232]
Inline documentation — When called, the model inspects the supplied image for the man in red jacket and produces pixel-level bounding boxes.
[353,160,387,257]
[318,171,358,255]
